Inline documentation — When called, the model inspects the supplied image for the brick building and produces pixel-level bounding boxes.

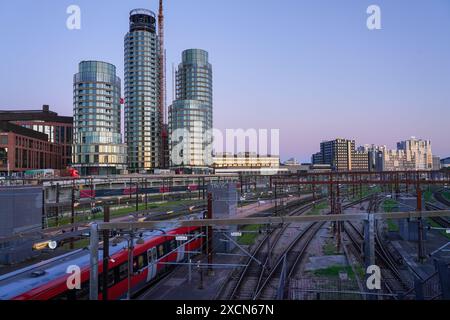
[0,105,72,175]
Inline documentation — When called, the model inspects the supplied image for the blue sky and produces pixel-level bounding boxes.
[0,0,449,161]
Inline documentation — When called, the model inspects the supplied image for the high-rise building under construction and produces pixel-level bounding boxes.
[124,9,161,172]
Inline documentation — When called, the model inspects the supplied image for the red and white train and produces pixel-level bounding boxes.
[0,225,204,300]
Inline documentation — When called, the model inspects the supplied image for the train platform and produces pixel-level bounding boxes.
[138,253,241,300]
[138,195,318,300]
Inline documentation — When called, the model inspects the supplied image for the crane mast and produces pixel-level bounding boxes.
[158,0,168,168]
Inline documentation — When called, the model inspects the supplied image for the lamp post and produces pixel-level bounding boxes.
[111,232,144,300]
[6,148,9,178]
[127,233,134,300]
[112,233,136,300]
[4,147,9,179]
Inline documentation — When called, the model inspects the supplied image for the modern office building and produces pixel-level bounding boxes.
[380,149,416,171]
[213,152,281,175]
[124,9,161,173]
[311,152,323,165]
[432,156,441,171]
[359,142,436,172]
[0,106,72,175]
[312,138,435,172]
[323,139,354,171]
[284,158,300,166]
[312,138,369,171]
[169,49,213,173]
[358,144,386,172]
[397,137,433,170]
[352,151,370,171]
[72,61,127,176]
[441,157,450,169]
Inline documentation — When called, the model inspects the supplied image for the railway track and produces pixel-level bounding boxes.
[343,197,413,298]
[254,198,375,300]
[219,201,320,300]
[434,191,450,207]
[426,202,450,229]
[217,196,372,300]
[253,221,324,300]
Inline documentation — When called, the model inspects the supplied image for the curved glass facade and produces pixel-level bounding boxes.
[176,49,213,107]
[170,49,213,170]
[72,61,127,175]
[169,100,213,167]
[125,9,161,172]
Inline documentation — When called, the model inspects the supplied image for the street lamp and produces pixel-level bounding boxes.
[4,147,9,178]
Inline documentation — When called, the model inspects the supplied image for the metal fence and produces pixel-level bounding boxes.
[289,277,364,300]
[288,276,430,300]
[415,270,446,300]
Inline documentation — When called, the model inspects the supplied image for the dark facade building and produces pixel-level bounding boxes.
[0,105,73,175]
[311,152,323,165]
[441,157,450,169]
[312,138,369,172]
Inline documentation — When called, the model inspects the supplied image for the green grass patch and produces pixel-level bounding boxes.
[383,199,400,232]
[387,220,399,232]
[427,219,450,240]
[349,185,380,202]
[383,199,398,213]
[443,191,450,201]
[313,265,357,279]
[424,190,433,202]
[307,202,329,216]
[313,264,365,280]
[323,242,337,256]
[61,238,90,250]
[238,224,262,245]
[47,199,199,228]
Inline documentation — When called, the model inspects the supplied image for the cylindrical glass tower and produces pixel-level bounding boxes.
[72,61,127,176]
[124,9,161,173]
[169,49,213,173]
[176,49,212,106]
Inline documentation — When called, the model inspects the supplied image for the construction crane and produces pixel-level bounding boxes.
[158,0,168,168]
[158,0,165,124]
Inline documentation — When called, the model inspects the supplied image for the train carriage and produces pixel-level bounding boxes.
[0,225,204,300]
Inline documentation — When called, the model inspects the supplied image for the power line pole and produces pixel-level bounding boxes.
[102,206,110,300]
[70,179,76,249]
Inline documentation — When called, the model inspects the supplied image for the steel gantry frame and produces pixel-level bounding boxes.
[269,170,450,261]
[88,209,450,300]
